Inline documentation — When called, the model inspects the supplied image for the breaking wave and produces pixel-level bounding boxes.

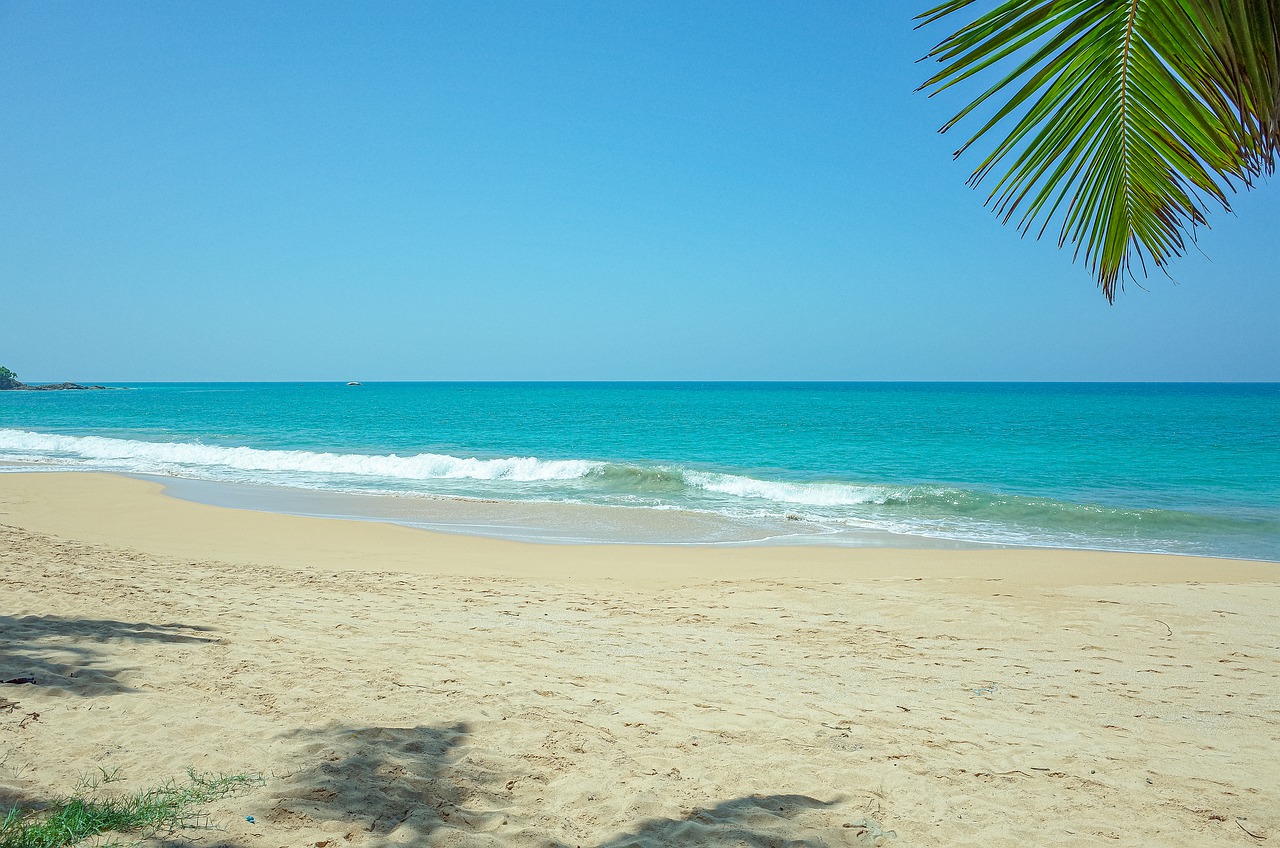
[0,429,929,505]
[0,429,599,482]
[683,470,917,505]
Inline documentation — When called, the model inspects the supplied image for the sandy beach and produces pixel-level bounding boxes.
[1,471,1277,846]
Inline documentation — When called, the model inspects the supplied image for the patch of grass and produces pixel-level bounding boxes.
[0,770,263,848]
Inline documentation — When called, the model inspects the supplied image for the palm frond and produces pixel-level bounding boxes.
[918,0,1279,301]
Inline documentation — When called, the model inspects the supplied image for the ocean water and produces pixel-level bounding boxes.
[1,382,1276,560]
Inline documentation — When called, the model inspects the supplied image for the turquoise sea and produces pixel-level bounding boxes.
[1,382,1277,561]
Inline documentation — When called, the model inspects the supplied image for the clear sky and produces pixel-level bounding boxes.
[2,1,1276,382]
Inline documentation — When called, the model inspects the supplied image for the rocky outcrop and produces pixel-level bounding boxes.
[0,365,108,390]
[1,382,107,391]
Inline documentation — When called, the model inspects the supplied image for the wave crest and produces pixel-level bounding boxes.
[0,429,599,482]
[683,470,918,506]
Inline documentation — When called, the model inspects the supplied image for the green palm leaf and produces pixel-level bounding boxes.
[918,0,1278,301]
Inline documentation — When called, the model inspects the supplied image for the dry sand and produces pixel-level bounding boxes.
[1,471,1277,846]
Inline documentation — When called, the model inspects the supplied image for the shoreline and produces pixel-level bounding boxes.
[4,464,1276,565]
[0,471,1275,586]
[148,470,996,551]
[2,469,1278,845]
[148,472,1280,564]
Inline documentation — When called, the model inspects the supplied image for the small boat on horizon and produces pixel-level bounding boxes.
[346,381,362,386]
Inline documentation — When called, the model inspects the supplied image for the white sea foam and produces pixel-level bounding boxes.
[0,429,924,505]
[682,470,911,506]
[0,429,600,482]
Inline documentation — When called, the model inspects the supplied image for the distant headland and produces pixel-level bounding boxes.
[0,366,106,391]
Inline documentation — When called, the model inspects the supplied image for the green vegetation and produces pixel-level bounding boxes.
[0,770,263,848]
[0,366,18,390]
[918,0,1277,300]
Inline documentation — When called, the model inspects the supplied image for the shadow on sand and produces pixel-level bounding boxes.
[591,794,848,848]
[269,723,884,848]
[272,723,479,838]
[1,615,220,814]
[0,614,217,696]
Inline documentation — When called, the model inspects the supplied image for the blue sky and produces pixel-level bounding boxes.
[2,1,1277,381]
